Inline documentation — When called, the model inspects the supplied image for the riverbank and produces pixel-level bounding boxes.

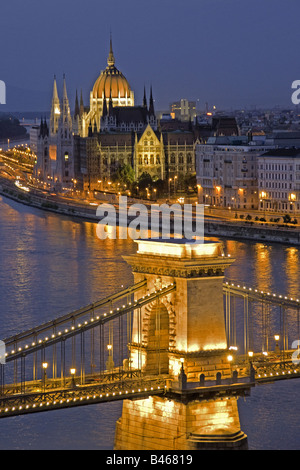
[1,175,300,246]
[0,176,99,221]
[205,219,300,246]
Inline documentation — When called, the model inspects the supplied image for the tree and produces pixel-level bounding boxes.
[138,172,153,190]
[112,164,135,187]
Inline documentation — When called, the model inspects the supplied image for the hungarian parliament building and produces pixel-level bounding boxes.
[31,38,238,191]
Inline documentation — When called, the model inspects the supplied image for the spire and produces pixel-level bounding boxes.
[62,73,68,100]
[52,75,59,103]
[149,85,155,116]
[74,89,79,117]
[39,117,49,138]
[43,117,49,136]
[143,86,147,108]
[39,116,44,137]
[50,75,60,135]
[107,32,115,67]
[102,90,108,117]
[60,74,72,135]
[80,89,84,117]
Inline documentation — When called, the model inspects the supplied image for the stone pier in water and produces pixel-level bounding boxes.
[114,239,248,450]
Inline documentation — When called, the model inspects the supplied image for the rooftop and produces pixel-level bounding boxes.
[135,238,224,259]
[261,148,300,158]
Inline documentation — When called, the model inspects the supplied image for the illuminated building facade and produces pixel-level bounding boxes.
[196,136,274,209]
[170,99,196,122]
[80,37,135,137]
[33,38,198,189]
[115,239,248,450]
[257,148,300,214]
[34,75,75,186]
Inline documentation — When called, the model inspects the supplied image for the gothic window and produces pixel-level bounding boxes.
[156,155,160,164]
[150,155,154,165]
[170,154,175,164]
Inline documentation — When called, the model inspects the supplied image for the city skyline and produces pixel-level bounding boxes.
[1,0,300,112]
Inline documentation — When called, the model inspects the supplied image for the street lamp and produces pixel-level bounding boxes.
[106,344,114,372]
[174,175,177,195]
[42,362,48,392]
[168,178,172,199]
[274,334,280,353]
[70,368,76,388]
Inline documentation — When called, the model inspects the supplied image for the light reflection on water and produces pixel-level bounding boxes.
[0,195,299,449]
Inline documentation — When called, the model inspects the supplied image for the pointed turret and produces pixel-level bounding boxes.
[74,90,79,118]
[143,86,147,108]
[50,75,60,135]
[102,90,108,117]
[149,85,155,116]
[43,118,49,137]
[107,33,115,67]
[39,116,44,137]
[60,74,72,136]
[79,89,84,117]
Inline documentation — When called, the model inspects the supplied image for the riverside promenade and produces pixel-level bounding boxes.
[0,173,300,245]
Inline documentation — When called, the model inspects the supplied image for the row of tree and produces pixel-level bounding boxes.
[110,164,197,198]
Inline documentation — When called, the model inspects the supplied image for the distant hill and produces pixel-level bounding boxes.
[0,114,28,139]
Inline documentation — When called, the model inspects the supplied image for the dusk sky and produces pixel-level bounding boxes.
[1,0,300,113]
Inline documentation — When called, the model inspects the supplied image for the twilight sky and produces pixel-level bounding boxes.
[0,0,299,113]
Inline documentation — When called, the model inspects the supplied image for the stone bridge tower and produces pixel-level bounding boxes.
[114,239,248,450]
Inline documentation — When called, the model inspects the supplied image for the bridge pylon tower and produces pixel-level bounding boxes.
[114,239,248,450]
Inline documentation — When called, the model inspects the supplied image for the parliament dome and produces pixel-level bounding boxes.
[92,39,132,100]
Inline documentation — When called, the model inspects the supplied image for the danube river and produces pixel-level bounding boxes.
[0,195,299,450]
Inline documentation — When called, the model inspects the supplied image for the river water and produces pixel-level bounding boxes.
[0,195,299,450]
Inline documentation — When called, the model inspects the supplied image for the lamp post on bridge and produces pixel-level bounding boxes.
[70,368,76,388]
[274,335,280,354]
[42,362,48,393]
[106,344,115,374]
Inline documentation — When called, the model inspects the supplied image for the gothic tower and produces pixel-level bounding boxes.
[50,75,60,136]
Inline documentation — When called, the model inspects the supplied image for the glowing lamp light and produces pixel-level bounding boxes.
[274,335,280,341]
[248,351,254,358]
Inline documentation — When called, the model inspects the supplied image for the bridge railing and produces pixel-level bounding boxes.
[0,282,176,401]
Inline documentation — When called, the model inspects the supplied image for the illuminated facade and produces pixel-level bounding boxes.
[79,37,135,137]
[257,148,300,214]
[196,137,274,209]
[33,38,197,188]
[115,239,248,450]
[170,99,196,122]
[34,75,75,186]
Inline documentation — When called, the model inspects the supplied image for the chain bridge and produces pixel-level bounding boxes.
[1,239,300,450]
